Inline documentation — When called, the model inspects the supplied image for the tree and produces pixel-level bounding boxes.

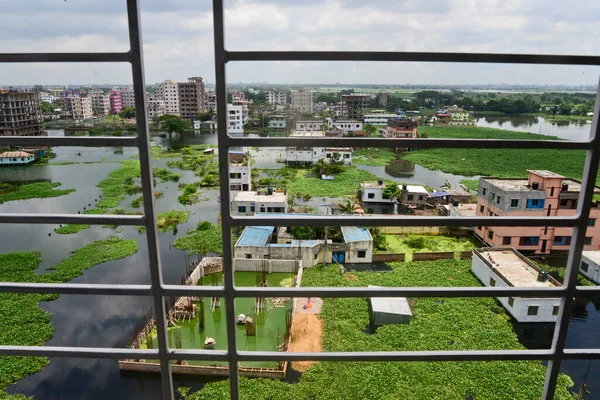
[363,124,378,137]
[196,110,215,122]
[154,114,190,137]
[119,107,136,118]
[316,152,344,176]
[382,183,401,200]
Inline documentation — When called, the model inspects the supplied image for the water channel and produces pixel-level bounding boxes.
[1,123,598,399]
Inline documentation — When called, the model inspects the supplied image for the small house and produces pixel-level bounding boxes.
[369,286,412,325]
[401,185,428,205]
[0,151,35,166]
[361,181,396,204]
[580,251,600,284]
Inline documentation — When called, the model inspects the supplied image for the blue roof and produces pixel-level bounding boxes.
[341,226,372,243]
[236,226,274,247]
[429,191,450,198]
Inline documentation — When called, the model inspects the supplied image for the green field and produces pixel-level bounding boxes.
[381,234,480,260]
[182,260,573,400]
[0,182,75,204]
[286,166,381,198]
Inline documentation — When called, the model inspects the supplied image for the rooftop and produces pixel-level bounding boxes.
[0,151,33,158]
[475,248,559,288]
[582,251,600,265]
[451,203,477,217]
[233,191,287,203]
[236,226,275,247]
[483,178,600,194]
[527,170,565,179]
[406,185,428,194]
[341,226,372,242]
[290,130,325,137]
[362,182,387,189]
[369,287,412,317]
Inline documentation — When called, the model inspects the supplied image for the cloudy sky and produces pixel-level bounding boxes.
[2,0,600,86]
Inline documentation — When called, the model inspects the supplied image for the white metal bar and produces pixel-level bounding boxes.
[125,0,174,398]
[0,136,137,147]
[0,52,130,63]
[0,283,152,296]
[0,213,144,226]
[226,50,600,65]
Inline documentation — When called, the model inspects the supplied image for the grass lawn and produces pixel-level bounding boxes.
[181,260,573,400]
[352,148,397,166]
[136,210,190,233]
[381,234,480,260]
[0,237,139,399]
[0,182,75,204]
[286,166,382,198]
[173,222,224,255]
[403,126,591,182]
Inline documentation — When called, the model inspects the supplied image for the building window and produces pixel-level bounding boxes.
[489,277,496,287]
[584,237,593,245]
[367,193,375,199]
[230,173,242,179]
[560,199,568,207]
[250,206,255,212]
[344,154,350,159]
[527,306,539,316]
[418,196,424,201]
[238,206,246,213]
[581,261,589,272]
[508,297,514,307]
[326,153,331,158]
[588,218,596,226]
[510,199,519,207]
[496,196,501,204]
[358,250,366,258]
[480,205,484,213]
[482,188,486,196]
[519,237,539,246]
[502,237,511,245]
[553,236,571,246]
[488,231,493,240]
[526,199,545,209]
[245,254,252,259]
[407,195,414,201]
[552,306,559,316]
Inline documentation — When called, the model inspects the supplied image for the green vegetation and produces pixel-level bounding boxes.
[153,114,191,136]
[130,196,143,208]
[182,259,573,400]
[118,107,136,119]
[173,222,223,254]
[545,114,592,122]
[48,161,79,165]
[353,148,397,166]
[0,237,139,399]
[153,167,181,182]
[381,234,479,260]
[178,183,205,205]
[150,146,181,159]
[403,126,595,183]
[0,182,75,204]
[137,210,190,233]
[286,166,382,198]
[459,179,479,192]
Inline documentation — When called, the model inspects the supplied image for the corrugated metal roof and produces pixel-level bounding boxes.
[0,151,32,158]
[369,287,412,316]
[428,191,450,198]
[341,226,372,243]
[236,226,274,247]
[406,185,428,194]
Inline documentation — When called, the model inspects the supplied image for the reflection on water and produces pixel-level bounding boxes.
[475,115,592,141]
[384,159,415,178]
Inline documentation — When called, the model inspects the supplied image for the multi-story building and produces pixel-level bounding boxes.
[291,90,313,113]
[0,90,46,136]
[120,88,136,108]
[155,80,180,115]
[109,91,122,115]
[39,92,56,103]
[178,77,206,119]
[385,119,418,138]
[227,104,244,134]
[146,97,166,120]
[231,191,288,216]
[267,89,287,105]
[363,113,405,126]
[341,93,374,119]
[325,147,353,165]
[231,91,251,125]
[295,119,325,131]
[61,94,93,120]
[91,93,110,117]
[228,150,251,194]
[474,170,600,254]
[329,119,363,133]
[377,91,389,107]
[206,91,217,112]
[285,131,325,165]
[361,181,395,204]
[332,104,348,120]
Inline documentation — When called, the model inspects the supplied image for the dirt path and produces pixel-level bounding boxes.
[288,313,324,372]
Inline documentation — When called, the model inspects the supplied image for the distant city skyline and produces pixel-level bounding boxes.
[2,0,600,86]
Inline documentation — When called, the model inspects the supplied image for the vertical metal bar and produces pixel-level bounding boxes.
[212,0,240,399]
[542,76,600,399]
[125,0,174,398]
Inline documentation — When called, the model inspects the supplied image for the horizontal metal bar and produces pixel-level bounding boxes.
[563,348,600,359]
[0,213,145,226]
[237,349,554,362]
[0,345,158,359]
[161,284,225,297]
[227,51,600,66]
[0,136,138,147]
[230,215,580,228]
[0,283,152,296]
[168,349,229,361]
[227,137,592,150]
[0,52,131,63]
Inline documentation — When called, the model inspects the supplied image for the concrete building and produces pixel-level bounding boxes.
[285,131,325,165]
[474,170,600,254]
[229,150,251,193]
[227,104,244,134]
[363,113,405,126]
[291,90,313,113]
[109,91,122,115]
[325,147,352,165]
[472,248,561,323]
[178,77,206,119]
[369,288,412,325]
[385,119,418,138]
[205,91,217,112]
[580,251,600,284]
[120,88,136,108]
[231,191,288,216]
[91,93,110,117]
[449,110,475,126]
[61,94,93,120]
[377,91,389,107]
[341,93,374,120]
[332,104,348,120]
[295,119,325,131]
[0,151,35,166]
[147,97,166,120]
[267,89,287,105]
[155,80,180,115]
[361,181,395,204]
[268,118,286,129]
[329,119,363,133]
[400,185,429,205]
[39,92,56,103]
[0,90,46,136]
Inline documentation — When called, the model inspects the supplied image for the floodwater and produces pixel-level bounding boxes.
[1,125,598,399]
[475,115,592,141]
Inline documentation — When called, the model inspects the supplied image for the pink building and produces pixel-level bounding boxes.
[474,170,600,254]
[384,119,418,138]
[109,91,122,115]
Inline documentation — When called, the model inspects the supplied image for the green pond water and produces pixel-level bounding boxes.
[141,271,294,368]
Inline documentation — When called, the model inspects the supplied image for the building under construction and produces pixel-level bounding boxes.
[0,89,46,136]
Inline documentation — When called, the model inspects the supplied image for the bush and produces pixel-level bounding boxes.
[197,221,212,231]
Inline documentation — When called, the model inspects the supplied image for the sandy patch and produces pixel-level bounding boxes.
[342,273,359,281]
[289,313,324,372]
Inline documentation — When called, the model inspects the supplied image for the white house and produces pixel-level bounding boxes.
[325,147,352,165]
[229,150,251,193]
[268,118,286,129]
[285,131,326,165]
[361,181,396,204]
[363,113,405,126]
[471,248,561,323]
[231,191,288,216]
[329,119,363,133]
[580,251,600,284]
[227,104,244,134]
[401,185,429,205]
[295,120,325,131]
